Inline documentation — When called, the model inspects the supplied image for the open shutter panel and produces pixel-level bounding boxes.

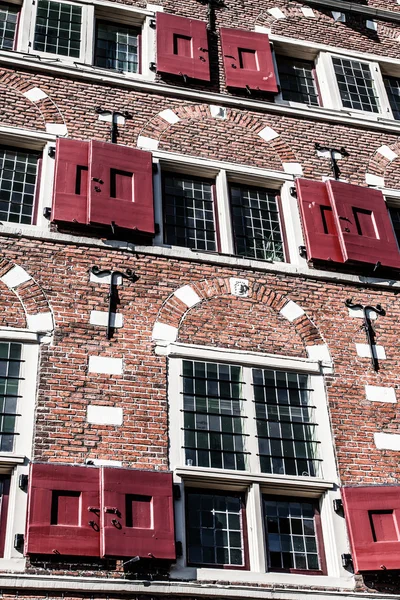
[100,468,176,559]
[51,138,89,225]
[156,12,210,81]
[295,178,344,263]
[342,486,400,572]
[327,180,400,269]
[25,463,100,556]
[220,28,278,92]
[88,141,155,235]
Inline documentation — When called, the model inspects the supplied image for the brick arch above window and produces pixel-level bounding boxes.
[152,277,330,362]
[0,258,54,335]
[366,142,400,189]
[137,103,300,172]
[0,72,67,135]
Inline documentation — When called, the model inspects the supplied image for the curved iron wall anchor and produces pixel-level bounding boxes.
[91,266,139,339]
[345,299,385,372]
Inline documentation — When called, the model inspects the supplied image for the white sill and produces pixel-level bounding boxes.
[170,566,355,589]
[0,454,26,466]
[0,558,26,572]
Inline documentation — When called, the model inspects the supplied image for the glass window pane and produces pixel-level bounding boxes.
[0,3,19,50]
[332,57,379,113]
[94,21,139,73]
[33,0,82,57]
[0,342,22,453]
[276,56,319,106]
[0,147,39,225]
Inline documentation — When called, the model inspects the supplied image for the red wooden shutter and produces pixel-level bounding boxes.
[100,468,176,559]
[25,463,100,556]
[220,28,278,92]
[295,178,344,263]
[88,141,155,235]
[156,12,210,81]
[51,138,89,225]
[342,486,400,572]
[327,180,400,269]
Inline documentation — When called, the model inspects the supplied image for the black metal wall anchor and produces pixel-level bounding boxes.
[345,298,385,372]
[315,142,349,180]
[95,107,133,144]
[91,266,138,340]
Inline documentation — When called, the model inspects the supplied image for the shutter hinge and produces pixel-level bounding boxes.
[14,533,24,552]
[154,223,160,235]
[43,207,51,220]
[18,474,28,491]
[299,246,307,259]
[341,553,352,569]
[173,484,181,500]
[149,62,156,72]
[333,498,344,516]
[175,541,183,557]
[289,186,297,198]
[149,18,156,28]
[48,146,55,158]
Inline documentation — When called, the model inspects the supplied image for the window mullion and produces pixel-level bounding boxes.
[215,169,234,255]
[243,366,259,474]
[314,52,341,110]
[81,4,94,64]
[246,482,267,572]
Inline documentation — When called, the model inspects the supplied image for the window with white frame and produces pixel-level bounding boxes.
[20,0,153,76]
[168,345,344,578]
[0,2,19,50]
[0,145,41,225]
[161,170,287,262]
[383,76,400,120]
[275,55,320,107]
[332,57,380,113]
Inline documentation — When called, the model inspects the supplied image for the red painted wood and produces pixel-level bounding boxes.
[0,477,10,558]
[156,13,210,81]
[220,28,278,92]
[88,141,155,235]
[51,138,89,225]
[295,178,344,263]
[25,463,100,556]
[327,180,400,269]
[100,468,176,559]
[342,486,400,572]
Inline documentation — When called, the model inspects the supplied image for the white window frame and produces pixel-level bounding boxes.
[0,329,39,568]
[17,0,156,79]
[153,152,307,268]
[0,129,56,231]
[165,342,353,587]
[315,52,393,119]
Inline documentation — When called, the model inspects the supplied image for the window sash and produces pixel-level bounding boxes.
[263,495,326,574]
[180,360,321,477]
[0,146,40,225]
[0,2,19,50]
[186,489,249,569]
[276,56,319,106]
[384,76,400,121]
[33,0,82,58]
[0,342,23,453]
[94,20,140,73]
[332,56,380,113]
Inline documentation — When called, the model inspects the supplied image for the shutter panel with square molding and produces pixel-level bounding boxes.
[51,138,89,225]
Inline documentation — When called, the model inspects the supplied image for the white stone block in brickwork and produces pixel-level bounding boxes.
[152,322,178,342]
[45,123,68,136]
[366,385,396,403]
[88,356,123,375]
[210,105,227,119]
[366,19,377,30]
[347,306,377,320]
[24,87,48,102]
[356,344,386,359]
[306,344,331,362]
[174,285,201,308]
[90,271,122,285]
[0,265,31,288]
[280,301,304,322]
[331,11,345,21]
[90,311,123,328]
[283,163,303,175]
[267,7,286,18]
[365,173,385,187]
[87,405,123,425]
[27,312,54,332]
[301,7,315,17]
[258,126,279,142]
[230,278,249,297]
[374,432,400,450]
[137,135,159,150]
[159,109,180,124]
[377,145,398,162]
[98,112,126,124]
[146,3,163,10]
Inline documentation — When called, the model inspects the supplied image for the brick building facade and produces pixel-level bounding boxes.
[0,0,400,597]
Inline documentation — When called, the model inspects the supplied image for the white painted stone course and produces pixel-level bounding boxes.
[87,405,123,425]
[348,307,377,320]
[365,173,385,187]
[88,356,124,375]
[0,266,31,288]
[356,344,386,359]
[209,105,227,119]
[283,163,303,175]
[375,432,400,450]
[90,272,122,285]
[90,311,123,328]
[280,301,304,322]
[365,385,396,403]
[98,112,126,124]
[137,135,159,150]
[152,322,178,342]
[27,312,54,332]
[301,7,315,16]
[267,7,286,18]
[306,344,331,362]
[45,123,68,136]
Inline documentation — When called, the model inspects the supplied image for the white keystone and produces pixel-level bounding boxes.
[258,126,279,142]
[23,87,48,102]
[159,109,180,124]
